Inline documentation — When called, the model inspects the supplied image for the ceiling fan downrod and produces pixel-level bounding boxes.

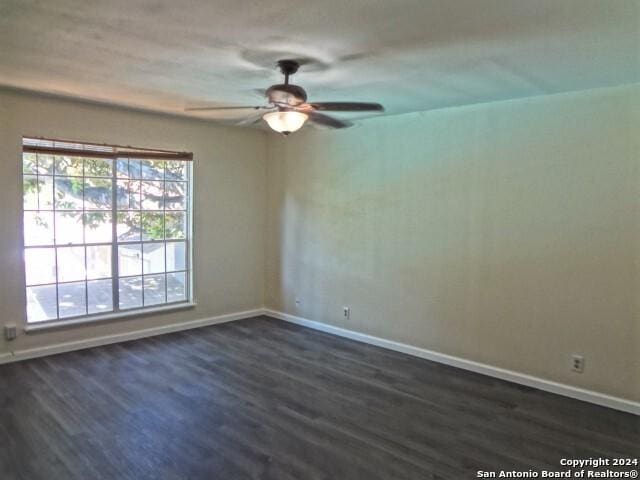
[277,59,300,85]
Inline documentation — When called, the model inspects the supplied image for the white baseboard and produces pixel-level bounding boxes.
[0,308,264,365]
[264,309,640,416]
[3,307,637,416]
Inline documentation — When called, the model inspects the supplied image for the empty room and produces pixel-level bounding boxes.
[0,1,638,479]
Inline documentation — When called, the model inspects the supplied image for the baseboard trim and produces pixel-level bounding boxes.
[0,308,264,365]
[4,307,637,415]
[264,309,640,416]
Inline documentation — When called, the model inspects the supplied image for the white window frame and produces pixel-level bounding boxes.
[21,137,195,331]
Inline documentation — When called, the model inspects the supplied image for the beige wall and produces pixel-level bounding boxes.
[266,84,640,402]
[0,89,267,354]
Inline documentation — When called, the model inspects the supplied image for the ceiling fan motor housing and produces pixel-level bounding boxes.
[265,84,308,106]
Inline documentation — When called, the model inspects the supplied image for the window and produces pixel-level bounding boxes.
[22,137,193,323]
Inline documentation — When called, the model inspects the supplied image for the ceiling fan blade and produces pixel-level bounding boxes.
[185,105,270,112]
[236,108,277,126]
[307,102,384,112]
[307,111,353,129]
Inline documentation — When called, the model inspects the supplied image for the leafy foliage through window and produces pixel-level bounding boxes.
[22,138,192,323]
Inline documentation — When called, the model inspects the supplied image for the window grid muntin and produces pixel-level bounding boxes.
[23,150,191,323]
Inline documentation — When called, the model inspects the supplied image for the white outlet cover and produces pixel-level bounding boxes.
[571,355,585,373]
[4,323,17,341]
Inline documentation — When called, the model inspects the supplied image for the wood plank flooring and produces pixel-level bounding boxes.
[0,316,638,479]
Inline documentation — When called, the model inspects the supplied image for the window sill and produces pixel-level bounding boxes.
[24,302,197,334]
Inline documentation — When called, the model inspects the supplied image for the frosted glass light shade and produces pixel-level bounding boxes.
[263,111,308,134]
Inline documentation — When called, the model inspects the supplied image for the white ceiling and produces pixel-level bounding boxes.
[1,0,638,125]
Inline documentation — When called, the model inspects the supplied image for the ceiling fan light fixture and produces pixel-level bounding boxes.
[263,111,308,134]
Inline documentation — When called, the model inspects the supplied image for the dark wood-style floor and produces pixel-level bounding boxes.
[0,316,637,479]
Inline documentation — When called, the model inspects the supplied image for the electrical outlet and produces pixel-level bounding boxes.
[4,324,17,341]
[571,354,584,373]
[343,306,350,320]
[295,297,301,307]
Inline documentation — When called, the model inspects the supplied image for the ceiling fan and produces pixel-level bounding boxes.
[186,59,384,135]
